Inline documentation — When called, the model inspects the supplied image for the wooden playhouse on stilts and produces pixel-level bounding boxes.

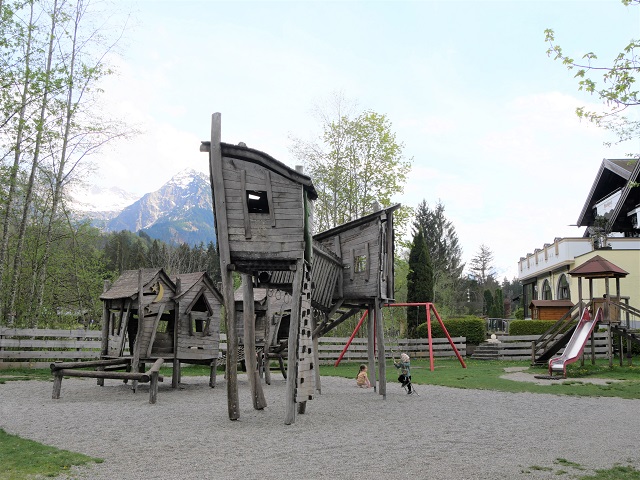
[201,112,318,423]
[200,112,402,422]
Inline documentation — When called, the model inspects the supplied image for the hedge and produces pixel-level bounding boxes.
[509,320,576,336]
[416,316,485,345]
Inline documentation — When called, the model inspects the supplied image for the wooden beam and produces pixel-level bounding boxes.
[285,258,304,425]
[243,274,267,410]
[240,170,252,239]
[146,305,166,358]
[208,113,239,421]
[375,300,386,399]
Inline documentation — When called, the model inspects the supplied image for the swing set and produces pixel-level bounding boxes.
[334,302,467,370]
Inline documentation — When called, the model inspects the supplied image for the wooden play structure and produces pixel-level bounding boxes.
[532,255,640,367]
[50,268,223,401]
[201,112,401,423]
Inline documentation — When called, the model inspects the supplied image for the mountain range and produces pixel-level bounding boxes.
[73,169,216,246]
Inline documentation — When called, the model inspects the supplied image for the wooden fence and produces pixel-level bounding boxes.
[0,328,103,369]
[316,336,466,364]
[0,328,466,369]
[490,332,611,361]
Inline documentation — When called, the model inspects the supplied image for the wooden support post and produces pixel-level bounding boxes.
[172,359,180,388]
[375,300,386,399]
[209,359,217,388]
[52,371,63,399]
[172,279,181,388]
[98,280,110,386]
[367,305,376,392]
[131,269,144,393]
[531,341,536,365]
[208,113,239,421]
[148,358,164,404]
[312,314,321,395]
[285,259,304,425]
[243,274,267,410]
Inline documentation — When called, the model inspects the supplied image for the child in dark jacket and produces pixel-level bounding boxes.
[394,353,412,394]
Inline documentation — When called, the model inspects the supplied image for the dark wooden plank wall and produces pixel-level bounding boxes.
[222,157,305,262]
[320,220,382,301]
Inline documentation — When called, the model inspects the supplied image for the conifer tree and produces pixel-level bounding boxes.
[406,229,433,338]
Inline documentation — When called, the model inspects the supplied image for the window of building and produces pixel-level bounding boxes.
[246,190,269,213]
[542,280,552,300]
[354,255,367,273]
[557,274,570,300]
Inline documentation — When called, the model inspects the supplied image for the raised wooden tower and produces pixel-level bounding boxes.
[201,113,317,423]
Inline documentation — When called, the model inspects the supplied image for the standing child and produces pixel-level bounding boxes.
[356,364,371,388]
[394,353,412,394]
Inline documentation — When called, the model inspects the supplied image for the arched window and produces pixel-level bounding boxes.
[542,280,552,300]
[557,274,570,300]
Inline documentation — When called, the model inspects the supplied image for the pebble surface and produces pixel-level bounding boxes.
[1,374,639,479]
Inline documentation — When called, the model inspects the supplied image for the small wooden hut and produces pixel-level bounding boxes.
[100,269,223,388]
[529,300,574,321]
[173,271,224,387]
[100,268,176,365]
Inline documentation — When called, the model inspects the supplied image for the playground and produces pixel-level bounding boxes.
[2,371,640,479]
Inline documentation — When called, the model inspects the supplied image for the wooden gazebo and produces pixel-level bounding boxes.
[569,255,629,366]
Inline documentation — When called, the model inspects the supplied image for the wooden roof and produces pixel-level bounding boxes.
[529,300,573,308]
[234,287,268,304]
[200,141,317,200]
[173,271,223,303]
[100,268,175,300]
[568,255,629,278]
[314,204,401,241]
[577,158,640,233]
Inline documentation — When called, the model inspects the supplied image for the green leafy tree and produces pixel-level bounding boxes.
[290,93,412,232]
[545,1,640,150]
[406,229,433,338]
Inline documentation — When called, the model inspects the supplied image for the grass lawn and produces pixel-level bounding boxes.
[0,428,102,480]
[319,357,640,400]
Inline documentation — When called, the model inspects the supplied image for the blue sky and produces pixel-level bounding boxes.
[93,0,640,280]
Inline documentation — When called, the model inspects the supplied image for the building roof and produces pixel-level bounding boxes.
[100,268,174,300]
[200,141,317,200]
[529,300,573,308]
[172,271,223,303]
[577,158,640,233]
[313,203,401,241]
[568,255,629,278]
[234,287,268,304]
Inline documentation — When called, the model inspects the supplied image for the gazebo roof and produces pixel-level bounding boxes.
[568,255,629,279]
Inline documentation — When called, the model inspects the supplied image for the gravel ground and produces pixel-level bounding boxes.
[1,373,639,480]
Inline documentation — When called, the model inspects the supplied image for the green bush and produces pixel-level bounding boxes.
[509,320,576,336]
[416,316,485,345]
[513,307,524,320]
